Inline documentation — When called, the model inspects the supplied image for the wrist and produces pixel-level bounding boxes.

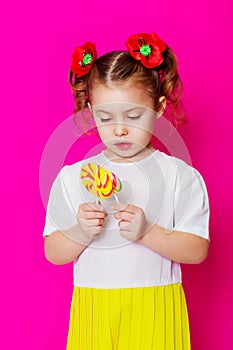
[137,220,154,243]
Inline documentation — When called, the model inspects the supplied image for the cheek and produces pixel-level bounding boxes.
[96,125,112,140]
[132,117,155,133]
[138,132,152,143]
[143,119,155,132]
[132,124,153,139]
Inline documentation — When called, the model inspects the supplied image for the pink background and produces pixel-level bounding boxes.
[1,0,232,349]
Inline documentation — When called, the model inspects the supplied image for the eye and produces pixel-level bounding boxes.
[95,114,112,122]
[127,115,141,120]
[100,118,111,122]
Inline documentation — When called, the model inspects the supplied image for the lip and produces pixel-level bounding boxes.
[114,142,133,150]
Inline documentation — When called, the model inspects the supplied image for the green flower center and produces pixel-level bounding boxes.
[83,53,92,65]
[140,45,151,56]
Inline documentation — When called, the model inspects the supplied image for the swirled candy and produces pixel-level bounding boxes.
[80,163,122,199]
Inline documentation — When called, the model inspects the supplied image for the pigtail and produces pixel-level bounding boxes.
[68,69,94,133]
[156,46,187,126]
[68,69,89,113]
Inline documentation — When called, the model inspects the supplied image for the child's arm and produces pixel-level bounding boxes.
[137,224,209,264]
[44,226,88,265]
[44,202,108,265]
[113,203,209,264]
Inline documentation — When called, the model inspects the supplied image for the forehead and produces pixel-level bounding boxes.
[92,102,155,115]
[90,83,155,109]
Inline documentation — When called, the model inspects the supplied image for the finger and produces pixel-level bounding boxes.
[81,218,104,227]
[81,202,105,212]
[114,211,134,222]
[82,211,108,219]
[112,202,136,214]
[118,220,131,230]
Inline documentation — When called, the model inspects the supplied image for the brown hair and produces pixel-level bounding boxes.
[68,45,187,131]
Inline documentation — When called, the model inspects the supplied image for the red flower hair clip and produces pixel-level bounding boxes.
[125,32,166,68]
[71,41,97,77]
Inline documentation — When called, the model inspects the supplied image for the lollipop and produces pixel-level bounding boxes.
[80,163,122,202]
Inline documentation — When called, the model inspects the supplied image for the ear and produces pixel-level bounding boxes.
[156,96,166,118]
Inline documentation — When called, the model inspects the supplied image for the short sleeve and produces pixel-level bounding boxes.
[173,164,210,241]
[42,166,78,237]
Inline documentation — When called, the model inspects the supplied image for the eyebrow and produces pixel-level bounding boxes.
[94,109,111,115]
[94,107,144,115]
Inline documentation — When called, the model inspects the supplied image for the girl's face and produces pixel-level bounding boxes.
[90,83,165,163]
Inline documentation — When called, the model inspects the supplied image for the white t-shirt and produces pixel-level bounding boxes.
[42,150,210,288]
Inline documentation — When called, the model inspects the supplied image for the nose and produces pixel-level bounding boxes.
[114,123,128,136]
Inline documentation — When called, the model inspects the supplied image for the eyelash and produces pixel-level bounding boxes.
[99,118,111,122]
[100,116,141,122]
[128,115,141,120]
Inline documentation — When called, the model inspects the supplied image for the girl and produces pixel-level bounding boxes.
[43,32,210,349]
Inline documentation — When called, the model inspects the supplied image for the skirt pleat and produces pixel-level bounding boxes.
[116,289,132,350]
[66,282,191,350]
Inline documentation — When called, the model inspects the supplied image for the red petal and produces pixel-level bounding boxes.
[150,33,166,52]
[71,41,97,77]
[82,42,97,60]
[141,48,163,68]
[125,32,166,68]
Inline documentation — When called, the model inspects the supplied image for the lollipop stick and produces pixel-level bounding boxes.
[114,193,119,203]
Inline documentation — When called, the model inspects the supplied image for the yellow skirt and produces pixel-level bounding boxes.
[66,282,191,350]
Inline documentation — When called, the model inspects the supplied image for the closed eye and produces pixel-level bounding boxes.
[100,118,111,122]
[127,115,141,120]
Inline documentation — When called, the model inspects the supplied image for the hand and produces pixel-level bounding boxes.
[112,203,149,241]
[77,202,108,244]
